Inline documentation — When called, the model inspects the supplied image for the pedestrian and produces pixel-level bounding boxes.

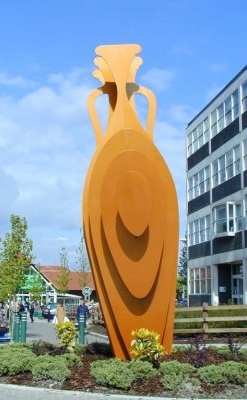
[56,303,66,323]
[76,299,90,323]
[17,301,25,321]
[29,302,35,322]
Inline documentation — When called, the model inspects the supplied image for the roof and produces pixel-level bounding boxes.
[38,266,95,291]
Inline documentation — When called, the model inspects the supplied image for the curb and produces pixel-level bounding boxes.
[0,383,231,400]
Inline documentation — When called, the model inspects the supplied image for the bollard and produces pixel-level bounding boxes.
[13,313,20,343]
[78,313,86,344]
[20,311,27,343]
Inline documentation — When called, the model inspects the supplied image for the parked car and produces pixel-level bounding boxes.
[42,303,58,318]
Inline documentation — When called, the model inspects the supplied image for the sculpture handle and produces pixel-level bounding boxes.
[132,85,156,140]
[87,88,104,146]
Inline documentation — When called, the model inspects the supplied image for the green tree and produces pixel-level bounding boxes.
[0,214,33,301]
[56,247,70,294]
[177,238,187,301]
[75,228,91,294]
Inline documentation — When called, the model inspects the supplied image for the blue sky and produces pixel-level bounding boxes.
[0,0,247,266]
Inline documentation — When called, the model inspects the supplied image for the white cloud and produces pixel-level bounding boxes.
[0,68,186,265]
[0,71,36,88]
[140,68,176,92]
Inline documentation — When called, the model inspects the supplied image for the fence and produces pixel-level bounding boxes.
[174,303,247,335]
[90,302,247,336]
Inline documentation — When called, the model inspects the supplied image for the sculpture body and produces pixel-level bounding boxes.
[83,44,179,360]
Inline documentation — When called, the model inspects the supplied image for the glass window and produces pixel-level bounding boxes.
[242,81,247,112]
[205,166,210,192]
[192,128,198,151]
[187,132,193,156]
[226,149,233,179]
[198,122,203,147]
[189,267,211,295]
[234,145,240,174]
[219,155,226,183]
[189,215,211,245]
[212,160,218,187]
[204,117,209,142]
[217,103,224,131]
[207,279,211,293]
[212,146,240,188]
[211,109,217,136]
[243,139,247,170]
[215,205,227,234]
[199,170,204,195]
[205,215,210,241]
[232,89,239,119]
[236,203,243,231]
[225,96,232,125]
[213,202,240,236]
[194,220,199,244]
[195,280,200,294]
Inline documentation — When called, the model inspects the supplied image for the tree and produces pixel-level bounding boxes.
[0,214,33,302]
[56,247,70,294]
[76,228,91,294]
[177,238,188,301]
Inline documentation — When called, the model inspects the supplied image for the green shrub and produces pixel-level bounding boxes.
[55,321,78,350]
[197,364,228,385]
[198,361,247,385]
[90,359,136,389]
[159,360,195,391]
[32,357,70,381]
[59,352,82,367]
[239,348,247,360]
[91,358,157,390]
[0,358,9,376]
[128,359,157,380]
[0,345,36,376]
[74,344,85,357]
[159,359,195,376]
[130,328,165,365]
[214,346,231,356]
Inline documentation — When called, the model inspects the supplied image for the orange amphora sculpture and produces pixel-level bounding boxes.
[83,44,179,360]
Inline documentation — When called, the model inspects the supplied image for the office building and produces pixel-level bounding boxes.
[186,65,247,306]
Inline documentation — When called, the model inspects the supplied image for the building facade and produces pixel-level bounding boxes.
[186,64,247,306]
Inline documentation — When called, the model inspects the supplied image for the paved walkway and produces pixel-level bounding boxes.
[25,317,109,345]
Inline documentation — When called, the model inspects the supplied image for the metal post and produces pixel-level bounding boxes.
[13,313,20,343]
[20,311,27,343]
[78,313,86,344]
